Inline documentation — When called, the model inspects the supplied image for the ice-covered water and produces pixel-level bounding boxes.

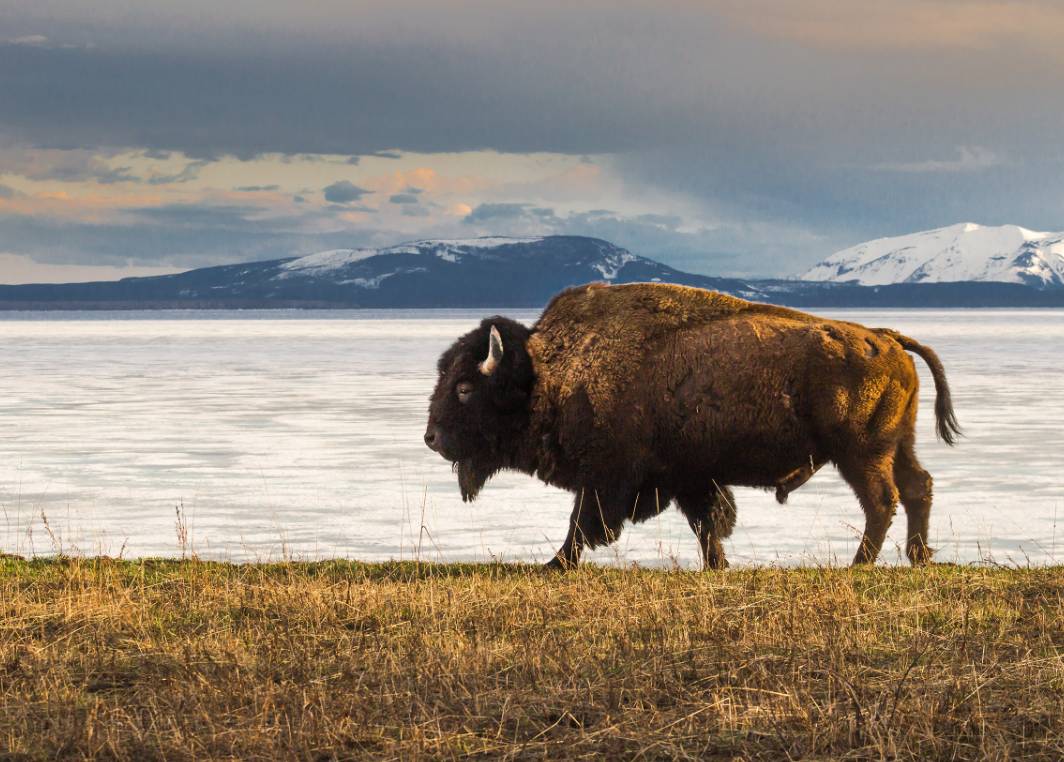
[1,309,1061,567]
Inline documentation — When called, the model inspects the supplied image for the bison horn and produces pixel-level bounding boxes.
[479,325,503,376]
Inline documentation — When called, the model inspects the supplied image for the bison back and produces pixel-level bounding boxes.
[528,283,921,489]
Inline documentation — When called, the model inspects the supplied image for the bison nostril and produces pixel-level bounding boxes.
[424,430,438,449]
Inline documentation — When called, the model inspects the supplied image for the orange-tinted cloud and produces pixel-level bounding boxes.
[370,166,492,197]
[0,189,168,223]
[721,0,1064,53]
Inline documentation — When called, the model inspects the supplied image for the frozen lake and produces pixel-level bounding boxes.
[1,309,1061,567]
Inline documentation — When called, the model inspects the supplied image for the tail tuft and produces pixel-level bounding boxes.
[879,329,962,445]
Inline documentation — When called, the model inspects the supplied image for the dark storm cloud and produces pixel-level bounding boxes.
[388,193,420,205]
[322,180,371,204]
[5,4,1060,166]
[0,42,582,158]
[0,13,698,159]
[235,184,280,192]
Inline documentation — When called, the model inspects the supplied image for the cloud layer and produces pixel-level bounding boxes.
[2,1,1063,282]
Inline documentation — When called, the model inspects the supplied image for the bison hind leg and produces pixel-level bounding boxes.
[838,454,900,565]
[677,484,736,570]
[894,437,934,565]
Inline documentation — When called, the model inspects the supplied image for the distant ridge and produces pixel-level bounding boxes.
[2,234,1062,309]
[801,223,1064,289]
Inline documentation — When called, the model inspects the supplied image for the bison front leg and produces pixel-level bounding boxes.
[678,484,736,570]
[546,488,628,570]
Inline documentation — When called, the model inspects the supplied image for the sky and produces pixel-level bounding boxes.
[1,0,1063,283]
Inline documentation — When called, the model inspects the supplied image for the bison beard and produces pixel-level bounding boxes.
[455,460,495,503]
[426,282,959,569]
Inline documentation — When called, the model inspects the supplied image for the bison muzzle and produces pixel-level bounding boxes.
[425,282,960,569]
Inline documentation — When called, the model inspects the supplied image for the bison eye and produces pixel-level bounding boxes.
[456,381,474,402]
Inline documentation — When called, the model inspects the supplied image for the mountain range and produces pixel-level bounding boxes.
[801,222,1064,289]
[2,231,1063,309]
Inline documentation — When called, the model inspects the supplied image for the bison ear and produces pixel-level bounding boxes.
[479,325,504,376]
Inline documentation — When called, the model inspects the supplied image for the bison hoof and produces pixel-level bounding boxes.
[907,545,935,566]
[544,556,576,572]
[775,486,789,505]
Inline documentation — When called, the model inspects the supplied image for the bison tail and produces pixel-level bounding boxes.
[879,330,962,446]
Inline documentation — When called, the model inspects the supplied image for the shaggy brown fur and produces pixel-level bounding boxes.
[426,282,960,569]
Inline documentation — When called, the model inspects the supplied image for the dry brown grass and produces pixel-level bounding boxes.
[1,558,1062,760]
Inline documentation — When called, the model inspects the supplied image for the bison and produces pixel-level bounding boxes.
[425,282,959,569]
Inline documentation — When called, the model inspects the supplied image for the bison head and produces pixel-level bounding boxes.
[425,317,535,501]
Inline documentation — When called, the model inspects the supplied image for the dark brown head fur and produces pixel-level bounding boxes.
[425,317,535,501]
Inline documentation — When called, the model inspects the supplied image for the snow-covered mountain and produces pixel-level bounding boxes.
[276,238,545,279]
[273,236,646,289]
[261,236,733,304]
[0,236,756,308]
[800,223,1064,289]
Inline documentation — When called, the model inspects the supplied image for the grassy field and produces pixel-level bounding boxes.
[0,558,1061,760]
